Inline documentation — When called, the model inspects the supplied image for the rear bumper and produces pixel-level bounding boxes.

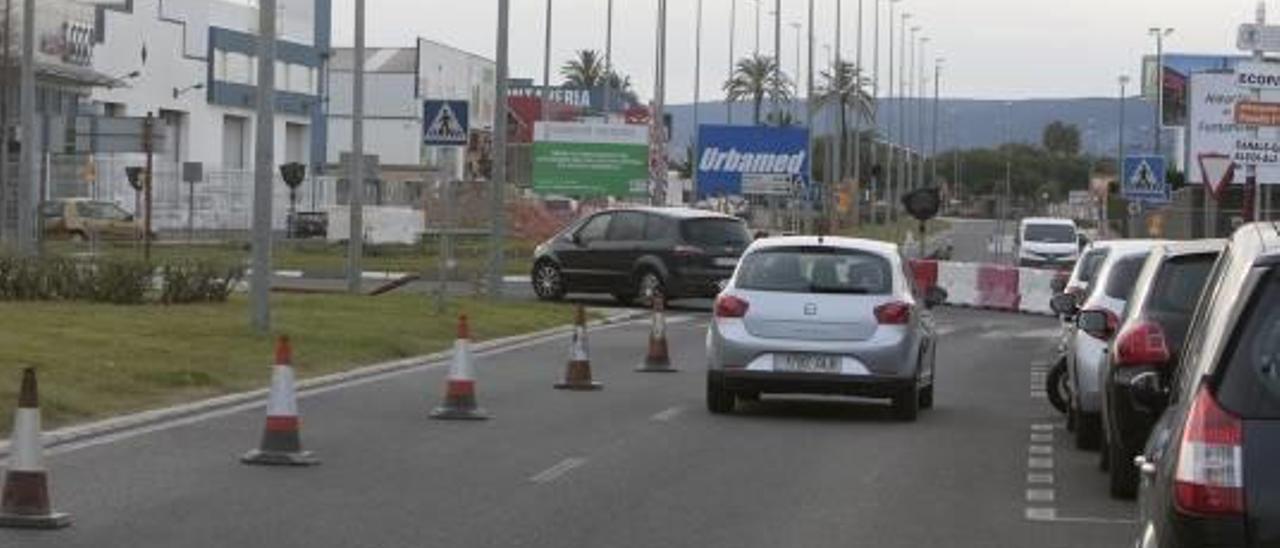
[670,267,735,298]
[1105,368,1162,455]
[712,369,915,399]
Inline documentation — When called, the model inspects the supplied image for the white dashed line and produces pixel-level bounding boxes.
[1028,457,1054,469]
[1030,433,1053,443]
[1025,507,1058,521]
[1027,473,1055,484]
[1027,488,1057,502]
[1031,423,1055,432]
[1029,445,1054,456]
[650,406,685,422]
[530,457,587,484]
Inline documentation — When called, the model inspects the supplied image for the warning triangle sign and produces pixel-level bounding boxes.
[425,103,467,143]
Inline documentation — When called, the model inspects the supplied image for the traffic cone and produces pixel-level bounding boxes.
[556,305,603,390]
[0,368,71,529]
[430,314,490,420]
[242,336,319,466]
[636,298,677,373]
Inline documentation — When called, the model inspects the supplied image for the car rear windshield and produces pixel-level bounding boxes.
[735,247,893,295]
[1216,270,1280,419]
[680,218,751,248]
[1077,249,1108,284]
[1146,254,1218,317]
[1104,255,1150,300]
[1024,224,1076,243]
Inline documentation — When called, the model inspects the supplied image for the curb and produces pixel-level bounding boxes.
[0,308,647,459]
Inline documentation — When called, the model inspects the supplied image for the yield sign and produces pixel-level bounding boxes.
[1198,153,1236,200]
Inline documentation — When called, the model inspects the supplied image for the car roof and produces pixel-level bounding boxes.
[1156,239,1227,257]
[603,206,739,221]
[1020,217,1076,226]
[1087,239,1166,254]
[747,235,899,257]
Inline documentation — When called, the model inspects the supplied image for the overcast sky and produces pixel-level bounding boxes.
[328,0,1261,101]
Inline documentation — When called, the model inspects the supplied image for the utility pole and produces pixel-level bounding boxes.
[0,0,11,242]
[347,0,365,294]
[604,0,614,115]
[902,22,914,196]
[728,0,736,124]
[16,0,34,255]
[542,0,553,124]
[652,0,668,205]
[490,0,510,297]
[251,0,278,331]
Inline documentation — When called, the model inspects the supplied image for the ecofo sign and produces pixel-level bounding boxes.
[696,125,810,198]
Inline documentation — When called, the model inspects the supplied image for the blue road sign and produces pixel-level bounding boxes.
[696,125,810,198]
[423,100,469,145]
[1123,155,1170,204]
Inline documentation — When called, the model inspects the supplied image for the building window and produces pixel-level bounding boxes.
[222,115,249,170]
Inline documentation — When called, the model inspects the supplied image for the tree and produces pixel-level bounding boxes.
[723,55,793,125]
[561,49,607,87]
[816,61,874,180]
[1042,121,1082,157]
[765,109,798,127]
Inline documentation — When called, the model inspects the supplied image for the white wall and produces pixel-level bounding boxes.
[417,39,496,131]
[326,70,420,166]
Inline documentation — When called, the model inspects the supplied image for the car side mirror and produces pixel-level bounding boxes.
[570,233,583,246]
[1050,293,1079,317]
[924,286,948,309]
[1050,276,1068,294]
[1077,309,1115,340]
[1128,372,1169,412]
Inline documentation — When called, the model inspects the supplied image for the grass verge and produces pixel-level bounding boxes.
[0,294,577,435]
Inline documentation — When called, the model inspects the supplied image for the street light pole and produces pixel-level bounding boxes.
[773,0,781,121]
[728,0,737,124]
[0,0,11,242]
[489,0,510,297]
[16,0,34,255]
[931,57,941,188]
[251,0,278,331]
[541,0,553,124]
[917,35,928,191]
[904,24,916,194]
[871,0,882,224]
[887,0,900,222]
[1116,75,1128,240]
[806,0,814,198]
[653,0,668,205]
[694,0,703,130]
[1003,101,1013,262]
[853,0,864,224]
[1148,27,1173,158]
[604,0,614,115]
[347,0,365,295]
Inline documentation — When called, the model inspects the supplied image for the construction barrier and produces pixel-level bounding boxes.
[928,261,1068,317]
[907,260,939,293]
[1018,268,1059,316]
[938,262,980,307]
[977,265,1021,311]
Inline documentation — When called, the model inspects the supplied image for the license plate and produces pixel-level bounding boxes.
[714,257,739,268]
[777,354,840,373]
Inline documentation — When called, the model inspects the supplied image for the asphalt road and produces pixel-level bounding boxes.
[2,307,1136,548]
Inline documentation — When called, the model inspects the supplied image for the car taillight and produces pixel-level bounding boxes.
[1081,308,1119,340]
[674,245,705,258]
[875,301,911,325]
[714,295,750,318]
[1115,320,1171,367]
[1174,386,1245,517]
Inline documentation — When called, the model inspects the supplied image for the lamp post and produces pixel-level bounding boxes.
[728,0,736,124]
[489,0,511,297]
[541,0,553,124]
[1116,74,1129,239]
[931,58,942,189]
[1148,27,1173,158]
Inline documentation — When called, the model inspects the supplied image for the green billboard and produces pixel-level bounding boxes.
[532,122,650,196]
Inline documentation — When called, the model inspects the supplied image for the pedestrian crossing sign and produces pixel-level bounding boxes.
[423,100,470,145]
[1122,155,1170,204]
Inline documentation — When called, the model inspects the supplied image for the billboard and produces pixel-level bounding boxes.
[1143,54,1250,127]
[532,122,649,196]
[696,125,810,198]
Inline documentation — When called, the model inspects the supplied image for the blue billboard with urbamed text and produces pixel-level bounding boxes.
[696,125,810,198]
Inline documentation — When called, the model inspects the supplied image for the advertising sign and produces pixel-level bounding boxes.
[1188,72,1251,185]
[508,81,637,113]
[1235,61,1280,90]
[696,125,810,198]
[1235,100,1280,126]
[1238,23,1280,53]
[423,100,470,145]
[1144,54,1251,127]
[532,122,649,196]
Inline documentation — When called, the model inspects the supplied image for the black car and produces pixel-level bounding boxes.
[530,207,752,304]
[1100,239,1224,499]
[1134,224,1280,548]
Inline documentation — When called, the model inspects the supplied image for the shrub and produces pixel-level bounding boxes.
[158,260,245,304]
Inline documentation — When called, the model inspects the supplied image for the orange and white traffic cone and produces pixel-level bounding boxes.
[636,298,678,373]
[0,368,71,529]
[430,314,490,420]
[242,336,319,466]
[556,305,603,390]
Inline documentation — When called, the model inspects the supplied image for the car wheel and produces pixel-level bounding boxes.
[1108,438,1139,499]
[532,261,566,301]
[893,384,920,422]
[1046,359,1070,414]
[706,372,735,414]
[637,270,667,307]
[1075,412,1102,450]
[918,384,934,409]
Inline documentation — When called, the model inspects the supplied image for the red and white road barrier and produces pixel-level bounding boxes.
[911,260,1065,317]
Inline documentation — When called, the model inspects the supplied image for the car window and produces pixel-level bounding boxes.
[39,202,63,219]
[1146,255,1217,317]
[1023,224,1076,244]
[736,246,893,295]
[576,214,611,245]
[1173,245,1233,403]
[606,212,646,242]
[1104,255,1149,300]
[643,215,673,240]
[680,218,751,248]
[1077,249,1108,284]
[78,202,131,221]
[1216,269,1280,419]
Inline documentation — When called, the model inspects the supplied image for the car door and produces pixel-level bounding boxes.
[598,211,648,287]
[558,213,613,290]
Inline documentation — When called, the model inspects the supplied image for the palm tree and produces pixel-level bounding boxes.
[561,49,607,87]
[723,55,793,125]
[816,61,875,181]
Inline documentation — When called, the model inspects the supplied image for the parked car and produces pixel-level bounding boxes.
[1064,240,1164,449]
[1096,239,1224,499]
[1047,241,1117,414]
[1017,217,1081,269]
[705,236,946,421]
[531,207,752,304]
[1135,224,1280,548]
[40,199,140,241]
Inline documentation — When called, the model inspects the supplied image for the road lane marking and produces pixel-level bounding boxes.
[1029,445,1053,456]
[1034,515,1138,525]
[530,457,587,484]
[1028,457,1054,469]
[650,406,685,422]
[1030,433,1053,443]
[1027,473,1054,484]
[1027,489,1056,502]
[1031,423,1055,432]
[1025,507,1057,521]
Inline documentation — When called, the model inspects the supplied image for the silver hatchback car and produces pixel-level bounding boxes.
[705,236,944,421]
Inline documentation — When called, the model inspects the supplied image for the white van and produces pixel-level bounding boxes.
[1016,217,1081,269]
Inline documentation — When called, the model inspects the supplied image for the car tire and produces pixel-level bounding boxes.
[637,269,667,307]
[532,261,567,301]
[1046,359,1070,414]
[706,372,735,414]
[918,384,934,409]
[1108,438,1139,499]
[893,384,920,422]
[1075,412,1102,450]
